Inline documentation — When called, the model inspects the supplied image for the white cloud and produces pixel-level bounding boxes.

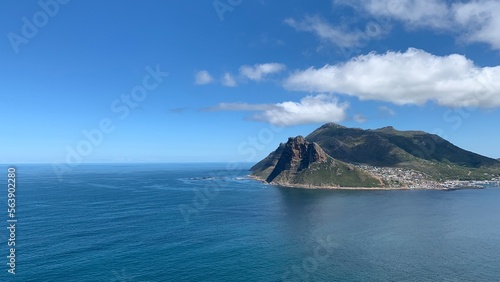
[452,0,500,49]
[340,0,500,50]
[253,94,348,126]
[205,95,348,126]
[221,72,237,87]
[284,48,500,108]
[203,103,276,112]
[284,16,372,48]
[195,63,286,86]
[195,70,214,85]
[239,63,286,81]
[361,0,451,29]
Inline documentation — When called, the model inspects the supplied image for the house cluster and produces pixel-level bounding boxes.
[354,165,489,190]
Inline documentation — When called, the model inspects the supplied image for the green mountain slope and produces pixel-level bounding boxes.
[250,136,383,188]
[305,123,500,180]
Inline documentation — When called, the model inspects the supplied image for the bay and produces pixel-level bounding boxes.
[2,163,500,281]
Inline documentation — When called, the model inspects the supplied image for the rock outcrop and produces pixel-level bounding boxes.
[250,135,382,188]
[265,136,327,183]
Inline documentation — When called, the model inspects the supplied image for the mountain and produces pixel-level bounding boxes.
[305,123,500,180]
[250,136,383,188]
[251,123,500,188]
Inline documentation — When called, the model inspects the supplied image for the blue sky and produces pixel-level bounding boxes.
[1,0,499,165]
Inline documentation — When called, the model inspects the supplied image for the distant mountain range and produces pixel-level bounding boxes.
[250,123,500,188]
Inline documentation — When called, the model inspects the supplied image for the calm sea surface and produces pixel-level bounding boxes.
[1,163,500,281]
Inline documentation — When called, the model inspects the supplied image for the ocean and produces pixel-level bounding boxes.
[1,163,500,281]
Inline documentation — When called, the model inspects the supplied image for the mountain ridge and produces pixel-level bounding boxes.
[250,123,500,189]
[305,123,499,180]
[250,136,383,188]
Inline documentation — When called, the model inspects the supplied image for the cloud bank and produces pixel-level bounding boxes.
[284,48,500,108]
[206,94,348,126]
[341,0,500,50]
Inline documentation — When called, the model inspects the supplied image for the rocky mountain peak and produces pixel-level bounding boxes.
[319,123,347,130]
[265,136,327,182]
[377,126,395,131]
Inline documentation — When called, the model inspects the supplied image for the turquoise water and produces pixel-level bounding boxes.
[1,163,500,281]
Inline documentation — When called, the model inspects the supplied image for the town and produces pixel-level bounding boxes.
[354,165,500,190]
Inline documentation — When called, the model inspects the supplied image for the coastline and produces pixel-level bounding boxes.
[247,175,486,191]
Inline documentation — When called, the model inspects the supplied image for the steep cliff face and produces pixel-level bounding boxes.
[250,136,382,188]
[265,136,327,183]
